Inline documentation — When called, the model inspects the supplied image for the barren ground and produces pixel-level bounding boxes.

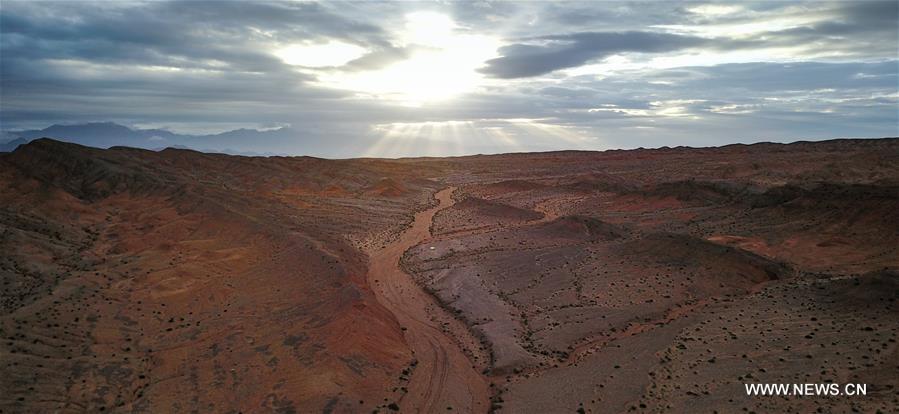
[1,137,897,413]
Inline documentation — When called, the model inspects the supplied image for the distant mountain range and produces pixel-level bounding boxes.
[0,122,298,155]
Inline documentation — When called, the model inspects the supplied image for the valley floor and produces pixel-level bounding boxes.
[1,138,897,413]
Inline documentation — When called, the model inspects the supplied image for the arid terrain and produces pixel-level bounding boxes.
[1,138,897,413]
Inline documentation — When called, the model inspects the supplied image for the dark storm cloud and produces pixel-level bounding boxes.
[481,31,708,78]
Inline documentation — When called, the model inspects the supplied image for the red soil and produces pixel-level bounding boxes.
[2,137,897,413]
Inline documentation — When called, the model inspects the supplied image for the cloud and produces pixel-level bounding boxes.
[643,61,899,92]
[480,0,899,80]
[481,31,707,78]
[0,1,389,72]
[0,0,896,156]
[343,46,415,72]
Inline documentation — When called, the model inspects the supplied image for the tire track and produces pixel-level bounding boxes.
[366,187,489,413]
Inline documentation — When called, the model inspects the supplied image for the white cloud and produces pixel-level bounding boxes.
[275,41,367,68]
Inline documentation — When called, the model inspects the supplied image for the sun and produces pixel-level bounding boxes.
[315,12,500,106]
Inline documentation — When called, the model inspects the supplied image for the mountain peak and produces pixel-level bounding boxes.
[43,121,134,133]
[4,122,299,156]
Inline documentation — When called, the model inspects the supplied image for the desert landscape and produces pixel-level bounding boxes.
[2,0,897,412]
[1,137,896,413]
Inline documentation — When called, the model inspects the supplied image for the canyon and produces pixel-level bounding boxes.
[1,137,897,413]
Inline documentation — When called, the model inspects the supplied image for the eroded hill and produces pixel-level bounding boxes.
[0,139,443,413]
[2,138,898,413]
[403,138,899,413]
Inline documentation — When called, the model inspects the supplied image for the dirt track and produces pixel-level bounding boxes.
[366,187,489,413]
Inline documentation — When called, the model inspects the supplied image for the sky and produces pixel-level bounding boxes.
[1,0,897,157]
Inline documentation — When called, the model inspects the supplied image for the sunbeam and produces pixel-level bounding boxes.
[364,119,599,158]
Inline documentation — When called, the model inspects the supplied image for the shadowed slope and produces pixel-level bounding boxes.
[0,139,443,413]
